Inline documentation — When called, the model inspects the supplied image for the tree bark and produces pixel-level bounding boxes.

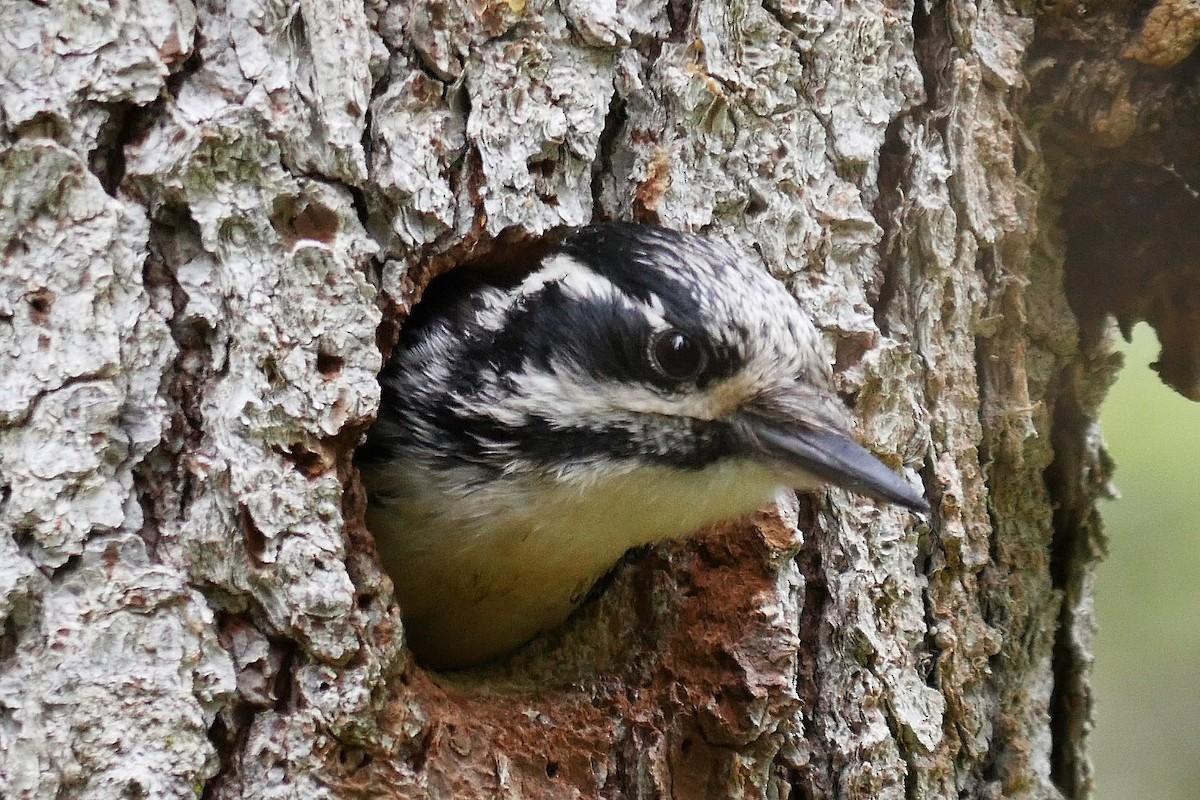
[2,1,1192,798]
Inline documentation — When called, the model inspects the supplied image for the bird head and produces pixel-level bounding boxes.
[374,223,927,515]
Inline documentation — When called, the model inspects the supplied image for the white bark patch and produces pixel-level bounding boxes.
[0,141,229,798]
[175,0,382,183]
[0,0,195,154]
[370,72,467,248]
[560,0,670,47]
[0,142,173,567]
[467,13,616,233]
[0,534,234,798]
[128,119,381,662]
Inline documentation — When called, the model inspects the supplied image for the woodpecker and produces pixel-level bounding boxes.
[357,223,928,669]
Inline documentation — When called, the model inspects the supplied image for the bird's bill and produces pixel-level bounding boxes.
[735,412,930,513]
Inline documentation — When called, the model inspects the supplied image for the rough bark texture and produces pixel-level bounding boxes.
[2,1,1194,798]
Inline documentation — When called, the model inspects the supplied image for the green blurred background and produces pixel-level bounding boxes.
[1094,325,1200,800]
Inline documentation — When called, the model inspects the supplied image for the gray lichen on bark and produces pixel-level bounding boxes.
[0,0,1144,798]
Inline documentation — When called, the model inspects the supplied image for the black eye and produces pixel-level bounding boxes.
[648,329,707,382]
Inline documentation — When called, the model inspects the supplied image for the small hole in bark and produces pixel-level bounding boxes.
[545,760,559,779]
[283,443,327,478]
[26,288,55,325]
[55,554,82,577]
[316,349,344,378]
[681,737,694,755]
[528,155,556,182]
[261,356,284,386]
[268,193,341,248]
[291,201,340,244]
[745,192,768,216]
[240,504,267,562]
[833,331,873,373]
[272,639,299,712]
[338,747,373,770]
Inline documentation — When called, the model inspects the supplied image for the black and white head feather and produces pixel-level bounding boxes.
[360,223,848,481]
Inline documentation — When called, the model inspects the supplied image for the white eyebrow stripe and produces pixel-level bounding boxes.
[517,254,616,300]
[518,252,669,326]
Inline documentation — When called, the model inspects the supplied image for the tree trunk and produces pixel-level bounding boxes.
[2,1,1193,798]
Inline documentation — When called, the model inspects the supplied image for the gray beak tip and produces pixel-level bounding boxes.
[745,419,930,515]
[878,484,931,515]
